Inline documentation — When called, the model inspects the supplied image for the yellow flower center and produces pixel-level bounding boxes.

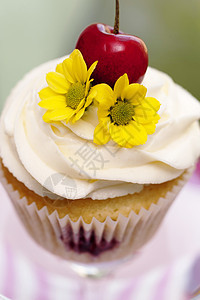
[110,101,135,125]
[66,82,85,109]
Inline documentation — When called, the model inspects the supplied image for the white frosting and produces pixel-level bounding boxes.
[0,56,200,200]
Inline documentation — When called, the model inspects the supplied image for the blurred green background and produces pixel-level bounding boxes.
[0,0,200,111]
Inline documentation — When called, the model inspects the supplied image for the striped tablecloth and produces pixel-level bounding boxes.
[0,242,199,300]
[0,161,199,300]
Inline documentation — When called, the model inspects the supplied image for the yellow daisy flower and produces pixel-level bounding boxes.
[38,49,98,124]
[93,74,161,148]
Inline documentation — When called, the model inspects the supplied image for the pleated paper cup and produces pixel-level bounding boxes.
[0,162,193,264]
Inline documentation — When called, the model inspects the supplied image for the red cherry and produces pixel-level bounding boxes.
[76,23,148,87]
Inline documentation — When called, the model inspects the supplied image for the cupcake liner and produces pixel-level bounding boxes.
[0,166,193,264]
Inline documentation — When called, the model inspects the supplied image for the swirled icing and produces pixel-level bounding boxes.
[0,56,200,199]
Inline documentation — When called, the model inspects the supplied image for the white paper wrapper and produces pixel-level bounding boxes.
[0,165,193,264]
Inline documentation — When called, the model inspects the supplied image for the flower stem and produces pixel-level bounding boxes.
[113,0,119,34]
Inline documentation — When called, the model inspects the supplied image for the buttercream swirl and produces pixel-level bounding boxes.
[0,56,200,200]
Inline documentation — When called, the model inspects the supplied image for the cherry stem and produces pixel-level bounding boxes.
[113,0,119,34]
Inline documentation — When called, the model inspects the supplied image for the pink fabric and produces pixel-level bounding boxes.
[190,159,200,184]
[116,279,139,300]
[2,244,15,300]
[34,266,49,300]
[0,160,199,300]
[153,268,171,300]
[186,256,200,298]
[0,244,197,300]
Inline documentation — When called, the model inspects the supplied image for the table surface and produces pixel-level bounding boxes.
[0,167,200,300]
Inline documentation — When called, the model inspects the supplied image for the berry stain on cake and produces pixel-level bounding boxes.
[60,225,119,256]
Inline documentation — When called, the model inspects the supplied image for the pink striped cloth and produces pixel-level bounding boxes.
[0,242,199,299]
[0,161,199,300]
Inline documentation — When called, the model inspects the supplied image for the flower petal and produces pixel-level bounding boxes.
[71,107,86,123]
[145,97,161,111]
[75,98,85,112]
[56,63,65,75]
[142,113,160,134]
[153,113,160,124]
[85,79,91,97]
[69,49,79,59]
[110,121,147,147]
[124,121,148,146]
[85,89,97,107]
[42,111,52,123]
[93,119,111,145]
[109,123,126,147]
[46,72,70,94]
[75,98,85,113]
[142,122,157,135]
[114,73,129,99]
[72,50,87,83]
[38,87,58,100]
[134,98,160,124]
[121,84,147,104]
[38,96,66,110]
[87,61,98,80]
[43,107,75,122]
[92,84,115,108]
[97,107,110,119]
[62,57,76,83]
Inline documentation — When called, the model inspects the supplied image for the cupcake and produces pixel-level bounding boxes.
[0,47,200,264]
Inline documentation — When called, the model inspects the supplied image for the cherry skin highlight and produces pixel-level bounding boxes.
[76,23,148,87]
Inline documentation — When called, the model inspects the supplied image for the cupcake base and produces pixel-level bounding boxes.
[0,160,193,263]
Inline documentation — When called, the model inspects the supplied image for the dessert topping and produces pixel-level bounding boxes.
[38,51,160,148]
[38,49,98,124]
[93,74,160,148]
